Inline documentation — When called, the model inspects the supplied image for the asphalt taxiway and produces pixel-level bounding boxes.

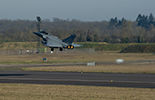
[0,71,155,88]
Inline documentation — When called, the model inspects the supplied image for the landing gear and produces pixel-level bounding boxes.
[51,48,54,51]
[59,47,63,51]
[50,47,63,52]
[50,48,54,53]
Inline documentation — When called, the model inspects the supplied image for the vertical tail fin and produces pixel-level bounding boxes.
[62,34,76,45]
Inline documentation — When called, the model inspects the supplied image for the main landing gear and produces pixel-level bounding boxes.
[50,47,63,52]
[51,48,54,51]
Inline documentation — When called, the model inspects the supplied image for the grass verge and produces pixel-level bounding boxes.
[22,64,155,74]
[0,83,154,100]
[0,52,155,65]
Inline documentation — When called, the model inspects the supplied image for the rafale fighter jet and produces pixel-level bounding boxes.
[33,16,81,52]
[33,31,81,52]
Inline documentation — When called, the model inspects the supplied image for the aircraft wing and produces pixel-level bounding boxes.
[45,41,62,48]
[42,34,68,48]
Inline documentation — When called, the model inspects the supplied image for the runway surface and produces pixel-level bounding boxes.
[0,71,155,88]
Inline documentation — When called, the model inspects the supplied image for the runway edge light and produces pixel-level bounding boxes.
[116,59,124,64]
[87,62,95,66]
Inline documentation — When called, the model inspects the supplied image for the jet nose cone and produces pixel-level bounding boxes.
[33,32,38,34]
[33,32,43,38]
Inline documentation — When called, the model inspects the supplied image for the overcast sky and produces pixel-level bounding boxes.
[0,0,155,21]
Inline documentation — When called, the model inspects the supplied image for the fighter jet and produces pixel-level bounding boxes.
[33,16,81,52]
[33,31,82,52]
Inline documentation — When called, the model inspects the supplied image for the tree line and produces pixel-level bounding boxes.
[1,13,155,43]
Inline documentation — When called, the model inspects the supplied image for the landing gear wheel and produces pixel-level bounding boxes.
[60,47,63,51]
[51,48,54,51]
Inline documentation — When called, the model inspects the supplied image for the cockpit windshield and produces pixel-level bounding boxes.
[40,31,48,35]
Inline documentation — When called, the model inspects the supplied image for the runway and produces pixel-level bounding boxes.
[0,71,155,88]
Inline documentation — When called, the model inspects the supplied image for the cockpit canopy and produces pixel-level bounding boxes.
[40,31,48,35]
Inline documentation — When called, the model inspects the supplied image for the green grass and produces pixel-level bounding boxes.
[0,42,38,49]
[120,44,155,53]
[0,42,141,51]
[1,42,155,52]
[77,42,131,51]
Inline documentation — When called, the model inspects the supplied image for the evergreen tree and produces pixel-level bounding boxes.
[86,34,92,41]
[93,34,98,42]
[136,13,155,29]
[109,17,118,29]
[149,13,154,23]
[104,36,110,43]
[136,14,142,22]
[137,36,141,43]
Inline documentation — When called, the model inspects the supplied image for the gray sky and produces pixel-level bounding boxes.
[0,0,155,21]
